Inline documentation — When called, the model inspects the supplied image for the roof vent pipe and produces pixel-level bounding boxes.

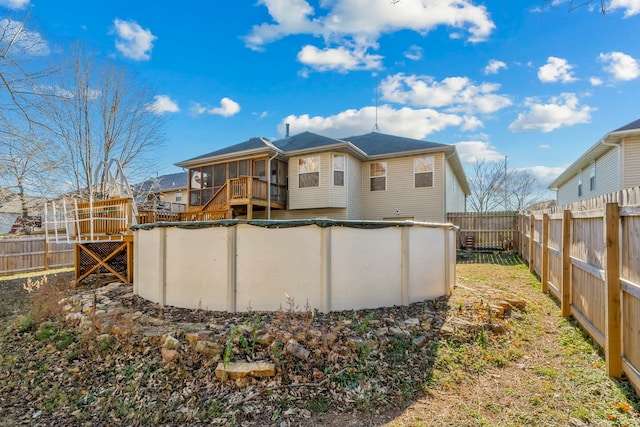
[285,123,290,138]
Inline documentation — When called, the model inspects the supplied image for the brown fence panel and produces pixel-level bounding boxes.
[621,209,640,392]
[447,211,518,250]
[0,237,73,276]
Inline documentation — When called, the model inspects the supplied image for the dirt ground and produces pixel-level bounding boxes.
[1,261,639,426]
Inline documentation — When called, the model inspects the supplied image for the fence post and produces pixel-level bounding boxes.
[604,202,622,378]
[529,214,535,273]
[561,210,571,318]
[541,214,549,293]
[43,238,49,271]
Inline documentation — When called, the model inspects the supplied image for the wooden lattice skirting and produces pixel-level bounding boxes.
[74,237,133,284]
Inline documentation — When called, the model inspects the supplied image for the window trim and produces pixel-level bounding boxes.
[578,171,583,197]
[413,156,434,189]
[298,155,320,188]
[333,154,346,187]
[370,161,387,192]
[589,162,596,192]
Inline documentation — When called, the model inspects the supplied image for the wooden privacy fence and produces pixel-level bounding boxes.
[447,211,518,250]
[519,188,640,394]
[0,237,74,276]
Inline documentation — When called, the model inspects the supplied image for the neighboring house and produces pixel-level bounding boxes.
[549,118,640,205]
[134,172,188,212]
[0,189,45,234]
[174,131,469,223]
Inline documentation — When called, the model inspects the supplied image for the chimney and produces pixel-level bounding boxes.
[285,123,290,138]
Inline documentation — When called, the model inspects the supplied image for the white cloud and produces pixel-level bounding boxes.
[0,19,49,56]
[404,45,423,61]
[113,19,157,61]
[454,141,504,163]
[538,57,577,83]
[380,73,512,115]
[253,111,269,119]
[508,93,595,133]
[610,0,640,17]
[278,104,472,139]
[0,0,29,9]
[521,165,566,184]
[243,0,496,76]
[539,144,551,149]
[146,95,179,115]
[191,97,241,117]
[297,44,383,72]
[483,59,507,75]
[245,0,495,58]
[598,51,640,81]
[589,77,603,86]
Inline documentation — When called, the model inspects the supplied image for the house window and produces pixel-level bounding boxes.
[578,172,583,197]
[175,191,182,202]
[370,162,387,191]
[333,155,345,186]
[299,156,320,188]
[590,162,596,191]
[414,156,434,188]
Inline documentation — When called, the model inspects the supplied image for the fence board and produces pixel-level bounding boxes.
[447,211,518,250]
[0,237,73,276]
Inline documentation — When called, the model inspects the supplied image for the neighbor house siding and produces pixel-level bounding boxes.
[556,174,580,206]
[362,153,445,222]
[445,160,465,213]
[329,153,347,208]
[591,146,619,197]
[346,155,362,220]
[623,137,640,188]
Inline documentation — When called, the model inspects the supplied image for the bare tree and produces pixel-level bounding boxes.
[0,14,52,130]
[506,169,546,211]
[45,44,165,199]
[466,160,507,213]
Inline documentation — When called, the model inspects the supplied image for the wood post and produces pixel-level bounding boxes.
[541,214,549,293]
[529,214,535,273]
[604,202,622,378]
[43,239,49,271]
[561,210,572,318]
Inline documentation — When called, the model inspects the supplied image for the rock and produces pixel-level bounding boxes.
[421,321,432,331]
[215,361,276,380]
[412,335,428,347]
[440,325,455,336]
[346,337,378,350]
[194,340,223,358]
[255,333,273,345]
[504,298,526,310]
[162,335,181,350]
[185,330,214,344]
[161,347,179,363]
[404,318,420,328]
[389,327,409,337]
[285,339,310,360]
[376,327,389,336]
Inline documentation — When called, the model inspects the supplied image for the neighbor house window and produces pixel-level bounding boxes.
[590,162,596,191]
[299,156,320,188]
[175,191,183,202]
[333,155,345,186]
[414,156,434,188]
[578,172,583,197]
[370,162,387,191]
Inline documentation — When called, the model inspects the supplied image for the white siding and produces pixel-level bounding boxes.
[288,152,348,210]
[445,160,466,213]
[271,208,347,220]
[346,155,362,220]
[592,146,619,196]
[623,137,640,188]
[361,153,445,222]
[556,173,580,206]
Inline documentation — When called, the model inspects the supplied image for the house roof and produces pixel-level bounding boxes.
[135,172,187,193]
[341,132,449,156]
[175,137,277,167]
[549,117,640,190]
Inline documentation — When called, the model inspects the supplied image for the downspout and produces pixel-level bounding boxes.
[445,150,456,218]
[267,152,279,220]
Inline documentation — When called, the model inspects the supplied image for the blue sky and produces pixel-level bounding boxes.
[3,0,640,185]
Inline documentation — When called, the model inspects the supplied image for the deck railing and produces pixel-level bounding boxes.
[75,198,133,237]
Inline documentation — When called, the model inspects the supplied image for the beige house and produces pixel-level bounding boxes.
[175,131,469,223]
[549,118,640,205]
[134,172,188,212]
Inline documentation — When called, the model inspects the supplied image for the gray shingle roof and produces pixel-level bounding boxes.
[614,118,640,132]
[180,137,272,163]
[272,131,346,151]
[136,172,187,193]
[341,132,448,156]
